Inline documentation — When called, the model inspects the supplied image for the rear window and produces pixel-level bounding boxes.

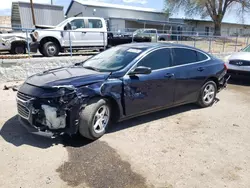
[197,51,208,61]
[88,19,103,28]
[172,48,197,66]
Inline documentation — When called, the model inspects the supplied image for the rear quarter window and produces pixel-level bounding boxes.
[172,48,197,66]
[88,19,103,28]
[197,51,209,61]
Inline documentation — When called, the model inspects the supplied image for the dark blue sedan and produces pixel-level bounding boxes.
[17,43,228,140]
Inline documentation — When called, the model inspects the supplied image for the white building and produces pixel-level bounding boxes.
[66,0,182,33]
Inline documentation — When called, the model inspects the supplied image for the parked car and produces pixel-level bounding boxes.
[133,28,171,42]
[224,44,250,77]
[0,32,31,54]
[30,17,150,57]
[16,43,229,140]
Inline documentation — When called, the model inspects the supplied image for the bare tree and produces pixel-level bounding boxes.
[165,0,250,36]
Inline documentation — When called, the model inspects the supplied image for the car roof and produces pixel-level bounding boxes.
[120,42,201,50]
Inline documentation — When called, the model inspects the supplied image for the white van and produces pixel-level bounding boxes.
[30,17,108,57]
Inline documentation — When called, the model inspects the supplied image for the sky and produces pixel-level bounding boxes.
[0,0,249,25]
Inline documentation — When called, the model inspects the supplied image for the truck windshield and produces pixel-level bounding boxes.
[56,20,69,27]
[83,46,145,72]
[242,44,250,52]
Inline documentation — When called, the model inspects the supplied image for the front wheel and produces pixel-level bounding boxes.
[42,41,59,57]
[197,80,217,108]
[78,98,111,140]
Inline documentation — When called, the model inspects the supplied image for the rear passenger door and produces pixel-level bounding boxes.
[82,19,107,47]
[171,47,210,104]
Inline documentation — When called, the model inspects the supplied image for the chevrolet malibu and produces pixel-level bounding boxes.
[17,43,228,140]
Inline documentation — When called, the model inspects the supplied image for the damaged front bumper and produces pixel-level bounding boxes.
[16,87,85,138]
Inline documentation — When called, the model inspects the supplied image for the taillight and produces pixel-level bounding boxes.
[224,63,228,70]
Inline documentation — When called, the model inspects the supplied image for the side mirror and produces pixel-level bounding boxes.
[128,66,152,75]
[64,23,71,30]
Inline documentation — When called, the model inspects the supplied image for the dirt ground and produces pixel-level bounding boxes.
[0,79,250,188]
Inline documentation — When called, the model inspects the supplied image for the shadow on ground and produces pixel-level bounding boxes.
[0,104,200,149]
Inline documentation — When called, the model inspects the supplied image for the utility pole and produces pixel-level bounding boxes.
[51,0,53,5]
[30,0,36,26]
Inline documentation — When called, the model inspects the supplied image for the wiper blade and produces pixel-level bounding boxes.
[83,66,100,72]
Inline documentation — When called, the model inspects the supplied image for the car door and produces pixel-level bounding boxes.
[123,48,176,116]
[82,18,107,47]
[63,19,85,47]
[171,47,211,105]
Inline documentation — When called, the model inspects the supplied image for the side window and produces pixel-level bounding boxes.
[197,51,208,61]
[88,19,103,28]
[172,48,197,66]
[70,19,85,30]
[137,48,171,70]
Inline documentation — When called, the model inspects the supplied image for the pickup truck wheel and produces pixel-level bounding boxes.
[38,46,45,56]
[197,80,217,108]
[78,98,111,140]
[43,41,59,57]
[10,43,26,54]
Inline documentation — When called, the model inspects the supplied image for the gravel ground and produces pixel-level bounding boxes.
[0,79,250,188]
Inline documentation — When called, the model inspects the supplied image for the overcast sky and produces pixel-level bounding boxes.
[0,0,249,25]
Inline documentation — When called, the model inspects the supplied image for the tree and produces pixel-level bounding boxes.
[164,0,250,36]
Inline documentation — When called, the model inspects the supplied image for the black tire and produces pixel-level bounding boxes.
[197,80,217,108]
[159,38,165,41]
[10,43,26,54]
[42,41,59,57]
[78,98,111,140]
[38,46,45,56]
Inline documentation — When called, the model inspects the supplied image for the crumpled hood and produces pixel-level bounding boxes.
[25,67,111,88]
[229,52,250,61]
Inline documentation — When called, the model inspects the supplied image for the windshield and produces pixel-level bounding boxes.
[56,19,69,27]
[242,44,250,52]
[83,46,145,72]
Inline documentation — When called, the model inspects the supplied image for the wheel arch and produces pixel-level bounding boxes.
[40,36,61,49]
[204,76,219,89]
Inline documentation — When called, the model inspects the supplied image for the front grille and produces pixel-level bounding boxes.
[229,60,250,66]
[17,103,30,119]
[17,92,34,102]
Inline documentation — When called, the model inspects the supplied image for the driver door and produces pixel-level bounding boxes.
[123,48,175,116]
[63,19,85,47]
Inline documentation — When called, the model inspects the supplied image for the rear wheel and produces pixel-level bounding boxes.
[42,41,59,57]
[78,98,111,140]
[197,80,217,108]
[10,43,26,54]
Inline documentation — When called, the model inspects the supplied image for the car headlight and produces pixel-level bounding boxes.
[33,31,39,39]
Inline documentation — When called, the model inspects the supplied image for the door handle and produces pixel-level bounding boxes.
[164,73,174,78]
[197,67,205,72]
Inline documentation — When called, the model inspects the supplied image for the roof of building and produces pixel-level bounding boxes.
[16,1,64,9]
[66,0,162,15]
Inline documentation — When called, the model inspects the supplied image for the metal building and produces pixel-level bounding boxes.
[11,1,65,29]
[66,0,182,33]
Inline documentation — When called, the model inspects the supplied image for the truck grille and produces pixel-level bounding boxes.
[17,103,30,119]
[229,60,250,66]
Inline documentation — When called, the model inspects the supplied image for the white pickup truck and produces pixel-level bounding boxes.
[30,17,108,57]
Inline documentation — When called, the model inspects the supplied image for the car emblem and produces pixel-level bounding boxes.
[236,62,243,65]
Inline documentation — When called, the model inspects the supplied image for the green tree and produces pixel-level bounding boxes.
[165,0,250,36]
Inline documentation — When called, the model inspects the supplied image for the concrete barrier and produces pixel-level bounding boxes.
[0,56,90,82]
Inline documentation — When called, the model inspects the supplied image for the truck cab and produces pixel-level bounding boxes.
[30,17,107,57]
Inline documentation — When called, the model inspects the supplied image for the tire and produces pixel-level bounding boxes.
[42,41,59,57]
[197,80,217,108]
[10,43,26,54]
[38,46,45,56]
[78,98,111,140]
[159,38,165,41]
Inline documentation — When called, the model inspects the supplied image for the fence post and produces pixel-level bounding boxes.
[234,35,238,52]
[222,38,225,53]
[103,32,106,50]
[247,37,249,45]
[193,37,196,47]
[25,29,30,58]
[69,31,72,57]
[208,37,212,53]
[177,35,179,44]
